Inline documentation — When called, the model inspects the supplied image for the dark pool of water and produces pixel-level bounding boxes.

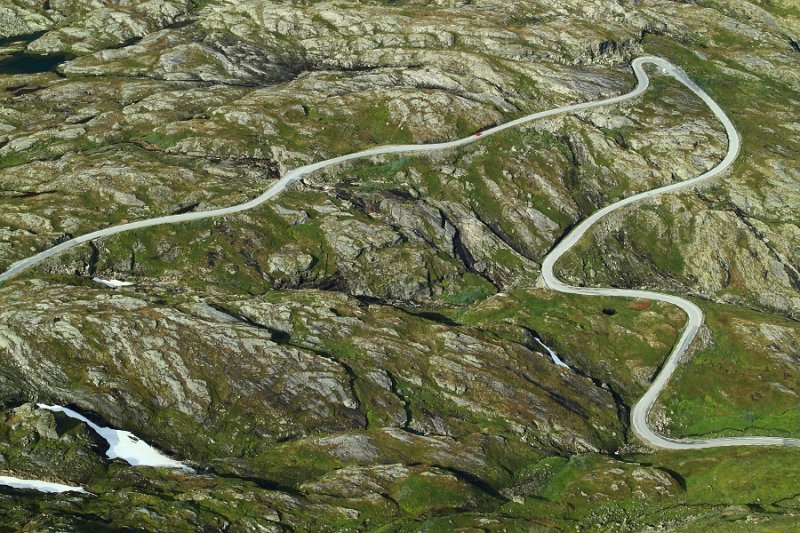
[0,52,71,75]
[0,31,47,48]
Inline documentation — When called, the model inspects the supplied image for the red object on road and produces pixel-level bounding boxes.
[474,132,482,137]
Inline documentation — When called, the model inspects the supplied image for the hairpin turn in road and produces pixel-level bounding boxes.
[3,56,798,451]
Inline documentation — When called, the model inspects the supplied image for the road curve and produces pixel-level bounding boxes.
[542,57,800,449]
[1,56,798,451]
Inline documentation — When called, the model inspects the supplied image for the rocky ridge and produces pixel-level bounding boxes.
[0,0,799,530]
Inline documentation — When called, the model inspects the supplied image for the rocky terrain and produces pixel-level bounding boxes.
[0,0,799,530]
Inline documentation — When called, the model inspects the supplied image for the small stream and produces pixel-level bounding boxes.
[533,336,571,369]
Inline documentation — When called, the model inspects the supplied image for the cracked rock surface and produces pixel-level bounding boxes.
[0,0,799,530]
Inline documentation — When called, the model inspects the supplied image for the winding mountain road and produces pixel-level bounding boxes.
[2,56,798,452]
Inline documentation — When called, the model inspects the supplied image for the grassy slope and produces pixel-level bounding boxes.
[660,302,800,439]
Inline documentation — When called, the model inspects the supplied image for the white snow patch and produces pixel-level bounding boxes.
[37,404,192,471]
[0,476,89,494]
[92,277,134,288]
[534,336,570,369]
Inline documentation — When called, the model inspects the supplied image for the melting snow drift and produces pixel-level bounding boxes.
[0,476,89,494]
[92,277,134,288]
[37,404,192,471]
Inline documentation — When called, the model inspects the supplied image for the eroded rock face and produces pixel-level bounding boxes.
[0,403,108,483]
[0,0,799,530]
[559,191,800,316]
[1,284,366,456]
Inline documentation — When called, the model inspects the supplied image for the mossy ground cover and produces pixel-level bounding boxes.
[392,470,498,515]
[557,194,695,288]
[440,272,496,305]
[550,33,800,441]
[140,131,198,150]
[658,301,800,439]
[462,289,684,405]
[3,444,799,531]
[1,4,798,529]
[506,447,800,531]
[362,446,800,531]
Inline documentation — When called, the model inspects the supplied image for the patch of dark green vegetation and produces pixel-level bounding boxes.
[660,301,800,439]
[140,130,197,149]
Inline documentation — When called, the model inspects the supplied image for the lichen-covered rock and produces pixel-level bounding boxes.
[0,0,799,530]
[0,403,108,483]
